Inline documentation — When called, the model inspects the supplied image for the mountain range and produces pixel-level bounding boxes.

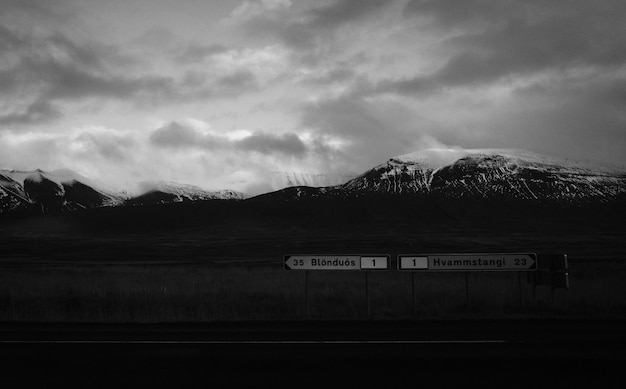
[0,169,244,214]
[1,148,625,215]
[258,148,626,202]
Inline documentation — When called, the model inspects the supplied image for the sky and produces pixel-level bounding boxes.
[0,0,625,195]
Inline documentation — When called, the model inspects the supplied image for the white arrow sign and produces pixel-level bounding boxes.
[284,255,389,270]
[398,253,537,271]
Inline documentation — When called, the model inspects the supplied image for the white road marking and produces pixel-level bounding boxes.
[0,339,511,344]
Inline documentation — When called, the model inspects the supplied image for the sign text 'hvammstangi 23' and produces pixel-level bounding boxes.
[398,253,537,271]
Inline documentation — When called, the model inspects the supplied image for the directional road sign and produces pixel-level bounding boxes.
[284,255,389,271]
[398,253,537,271]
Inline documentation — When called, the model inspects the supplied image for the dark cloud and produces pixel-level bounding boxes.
[132,28,180,49]
[0,56,177,128]
[441,15,626,79]
[357,68,626,166]
[302,97,384,139]
[0,24,263,127]
[239,12,316,51]
[0,23,24,50]
[150,121,308,157]
[42,33,113,71]
[403,0,518,27]
[149,122,220,149]
[0,68,20,93]
[0,25,178,127]
[364,1,626,99]
[239,0,393,52]
[238,132,306,156]
[513,76,626,123]
[0,22,139,72]
[362,65,626,166]
[179,70,259,100]
[73,131,137,162]
[300,96,439,171]
[0,0,74,25]
[214,70,258,92]
[0,100,60,126]
[276,22,317,51]
[367,75,436,97]
[404,0,626,32]
[305,0,390,29]
[302,67,355,85]
[473,75,626,165]
[177,43,229,63]
[19,58,175,101]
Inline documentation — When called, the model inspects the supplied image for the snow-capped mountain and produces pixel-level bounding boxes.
[344,148,625,201]
[3,149,624,214]
[0,169,125,213]
[126,181,245,206]
[0,170,244,214]
[0,171,30,213]
[258,149,626,202]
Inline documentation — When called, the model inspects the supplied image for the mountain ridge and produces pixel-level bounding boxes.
[2,148,625,214]
[0,169,245,214]
[254,148,626,202]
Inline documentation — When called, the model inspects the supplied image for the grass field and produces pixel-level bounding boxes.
[1,199,625,322]
[0,233,625,322]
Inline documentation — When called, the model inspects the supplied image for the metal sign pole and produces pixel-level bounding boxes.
[365,271,370,319]
[518,272,524,310]
[412,273,416,317]
[465,272,472,314]
[305,271,310,319]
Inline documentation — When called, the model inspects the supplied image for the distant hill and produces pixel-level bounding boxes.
[0,169,244,214]
[254,148,626,203]
[0,169,124,213]
[126,181,245,206]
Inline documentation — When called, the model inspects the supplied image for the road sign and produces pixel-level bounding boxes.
[398,253,537,271]
[284,255,389,270]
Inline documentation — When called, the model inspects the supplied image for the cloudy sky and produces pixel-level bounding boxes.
[1,0,625,195]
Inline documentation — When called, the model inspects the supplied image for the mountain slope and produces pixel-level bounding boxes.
[0,169,126,213]
[258,149,626,202]
[0,169,246,214]
[126,181,245,206]
[0,172,31,213]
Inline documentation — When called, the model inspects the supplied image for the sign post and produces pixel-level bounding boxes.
[398,253,537,316]
[285,255,390,320]
[365,271,370,319]
[305,271,310,319]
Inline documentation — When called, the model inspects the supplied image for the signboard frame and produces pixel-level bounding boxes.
[397,252,538,272]
[284,254,390,271]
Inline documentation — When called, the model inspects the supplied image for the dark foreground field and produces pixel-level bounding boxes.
[0,197,625,322]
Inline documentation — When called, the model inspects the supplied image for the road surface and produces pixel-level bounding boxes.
[1,320,624,387]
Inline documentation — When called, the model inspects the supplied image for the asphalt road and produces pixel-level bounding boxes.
[1,320,624,388]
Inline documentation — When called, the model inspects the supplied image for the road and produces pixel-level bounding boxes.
[1,320,624,387]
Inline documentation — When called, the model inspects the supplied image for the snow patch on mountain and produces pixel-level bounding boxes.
[137,181,245,201]
[3,169,126,203]
[343,148,626,201]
